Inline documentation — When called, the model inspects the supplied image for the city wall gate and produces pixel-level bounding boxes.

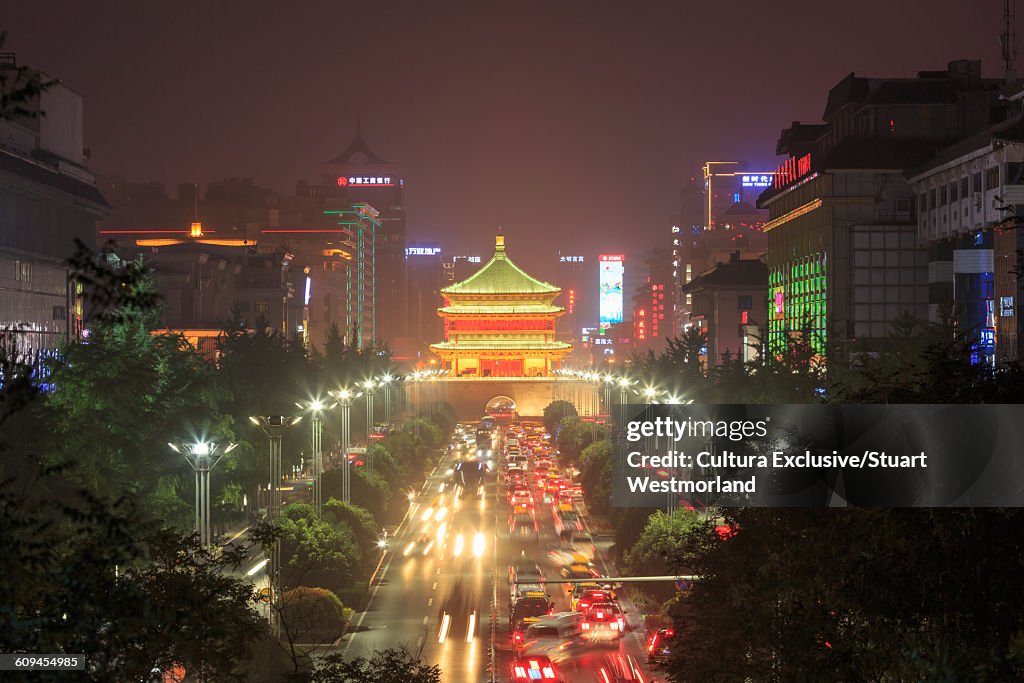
[437,378,562,419]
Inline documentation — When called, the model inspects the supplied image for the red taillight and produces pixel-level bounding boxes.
[665,628,675,637]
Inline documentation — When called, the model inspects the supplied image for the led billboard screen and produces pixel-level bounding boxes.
[599,254,624,326]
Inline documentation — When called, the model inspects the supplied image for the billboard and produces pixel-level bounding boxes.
[599,254,624,327]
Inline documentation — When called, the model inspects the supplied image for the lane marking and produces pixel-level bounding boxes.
[432,582,437,590]
[423,616,429,625]
[428,597,433,607]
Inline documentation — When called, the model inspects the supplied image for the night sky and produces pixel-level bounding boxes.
[4,1,1012,276]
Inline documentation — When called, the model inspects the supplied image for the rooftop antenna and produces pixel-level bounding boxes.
[1000,0,1019,82]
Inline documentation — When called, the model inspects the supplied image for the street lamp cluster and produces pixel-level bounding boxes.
[167,440,237,548]
[404,368,449,436]
[552,367,689,426]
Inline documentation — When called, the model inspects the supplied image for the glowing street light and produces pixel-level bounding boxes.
[248,414,301,640]
[296,398,335,517]
[330,388,361,504]
[168,439,236,548]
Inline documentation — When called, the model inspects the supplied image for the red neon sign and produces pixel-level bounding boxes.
[773,153,812,189]
[337,176,348,186]
[599,254,624,262]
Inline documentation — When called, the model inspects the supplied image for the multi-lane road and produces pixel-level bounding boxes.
[342,423,663,682]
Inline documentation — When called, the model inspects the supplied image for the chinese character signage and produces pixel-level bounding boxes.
[406,246,442,256]
[338,176,394,187]
[741,174,774,188]
[559,255,585,263]
[773,154,812,189]
[1000,296,1015,317]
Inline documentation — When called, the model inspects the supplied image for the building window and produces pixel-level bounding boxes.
[949,181,958,202]
[986,166,1000,190]
[928,189,936,210]
[1006,162,1024,185]
[254,300,270,315]
[973,172,982,193]
[13,260,31,282]
[738,295,752,310]
[961,177,970,198]
[939,186,947,206]
[918,193,926,212]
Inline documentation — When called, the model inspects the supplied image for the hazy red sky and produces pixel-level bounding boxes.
[5,0,1013,275]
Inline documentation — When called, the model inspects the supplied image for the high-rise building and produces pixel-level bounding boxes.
[555,251,589,344]
[321,119,405,346]
[405,242,444,346]
[759,60,1006,358]
[906,81,1024,364]
[0,55,109,363]
[672,169,768,335]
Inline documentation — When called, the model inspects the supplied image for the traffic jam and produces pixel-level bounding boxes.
[493,420,673,683]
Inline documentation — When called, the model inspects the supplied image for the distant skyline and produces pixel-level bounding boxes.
[5,0,1016,276]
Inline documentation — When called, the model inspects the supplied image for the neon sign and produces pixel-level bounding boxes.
[773,155,812,189]
[559,256,584,263]
[339,176,394,187]
[741,174,773,188]
[406,246,441,256]
[599,254,624,326]
[453,255,481,263]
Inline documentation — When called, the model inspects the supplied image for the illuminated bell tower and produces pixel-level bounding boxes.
[430,234,571,377]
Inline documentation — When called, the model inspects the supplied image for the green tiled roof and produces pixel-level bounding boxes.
[439,303,564,315]
[442,236,560,295]
[430,340,572,351]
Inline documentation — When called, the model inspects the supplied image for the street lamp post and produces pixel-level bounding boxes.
[362,379,377,474]
[296,399,332,518]
[379,373,394,426]
[168,440,236,548]
[249,415,301,639]
[330,388,360,504]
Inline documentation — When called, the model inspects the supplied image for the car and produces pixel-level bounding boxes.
[646,627,675,669]
[561,562,602,593]
[511,655,563,682]
[568,582,602,611]
[510,512,539,542]
[573,587,616,613]
[402,532,434,557]
[581,602,625,641]
[509,559,545,586]
[517,612,583,658]
[510,594,554,646]
[510,488,534,506]
[595,653,646,683]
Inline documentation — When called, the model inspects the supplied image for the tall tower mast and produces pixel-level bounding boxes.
[1001,0,1019,82]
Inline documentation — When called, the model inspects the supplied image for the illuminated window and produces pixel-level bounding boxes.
[255,300,270,315]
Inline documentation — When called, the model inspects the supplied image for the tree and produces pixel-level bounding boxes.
[312,647,442,683]
[276,504,361,595]
[555,416,594,463]
[280,587,348,644]
[543,399,578,435]
[664,508,1024,682]
[578,439,612,515]
[623,509,701,578]
[323,498,381,570]
[0,31,53,120]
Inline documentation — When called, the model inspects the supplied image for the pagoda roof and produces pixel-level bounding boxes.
[324,115,390,166]
[442,234,560,296]
[439,303,564,315]
[430,340,572,351]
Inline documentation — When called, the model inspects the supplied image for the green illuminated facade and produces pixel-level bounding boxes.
[768,253,828,356]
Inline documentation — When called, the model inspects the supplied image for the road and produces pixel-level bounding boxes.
[342,425,662,682]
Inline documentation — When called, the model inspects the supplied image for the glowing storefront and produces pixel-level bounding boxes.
[430,235,571,377]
